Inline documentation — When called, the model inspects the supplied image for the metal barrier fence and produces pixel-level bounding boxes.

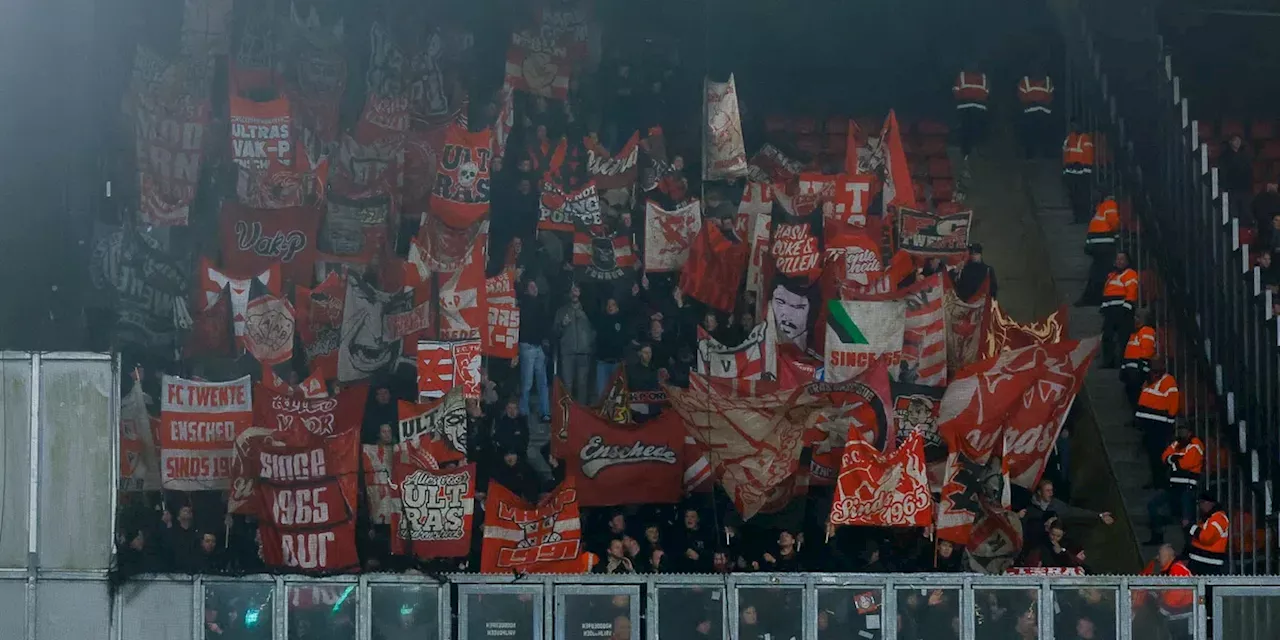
[1055,0,1279,572]
[4,572,1280,639]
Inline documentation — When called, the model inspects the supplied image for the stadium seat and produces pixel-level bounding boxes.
[919,136,948,158]
[1252,119,1276,141]
[1259,140,1280,161]
[931,179,955,201]
[1197,120,1215,143]
[1240,227,1256,247]
[825,117,848,134]
[796,135,822,157]
[1221,118,1246,139]
[793,116,818,135]
[824,133,846,156]
[909,159,928,179]
[927,157,952,179]
[765,115,790,134]
[916,119,949,135]
[936,201,964,215]
[855,116,880,137]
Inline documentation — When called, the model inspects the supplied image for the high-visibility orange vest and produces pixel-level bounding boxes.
[1122,326,1157,368]
[1018,76,1054,113]
[1085,199,1120,246]
[1136,373,1180,426]
[953,72,990,109]
[1101,268,1139,310]
[1163,436,1204,488]
[1189,510,1230,569]
[1063,133,1095,169]
[1135,559,1194,614]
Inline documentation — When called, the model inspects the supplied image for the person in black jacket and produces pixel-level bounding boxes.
[593,298,629,402]
[761,530,803,572]
[1220,135,1254,220]
[492,397,529,458]
[952,243,998,300]
[673,508,715,572]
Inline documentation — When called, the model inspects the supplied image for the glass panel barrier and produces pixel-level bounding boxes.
[735,586,802,640]
[1053,586,1119,640]
[973,588,1039,640]
[0,579,27,640]
[654,585,724,640]
[895,587,961,640]
[1130,588,1195,640]
[555,587,640,640]
[203,580,274,640]
[816,587,883,640]
[370,584,441,640]
[287,582,358,640]
[459,585,543,640]
[1215,592,1280,640]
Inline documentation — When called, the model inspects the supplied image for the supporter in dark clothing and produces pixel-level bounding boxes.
[760,531,803,572]
[1019,479,1114,536]
[193,532,226,573]
[1018,521,1085,569]
[116,526,160,575]
[162,505,203,573]
[592,539,635,574]
[490,451,542,503]
[626,343,662,392]
[1220,135,1253,219]
[517,280,552,420]
[593,298,629,401]
[1252,183,1280,231]
[673,508,715,572]
[931,539,965,572]
[657,284,700,349]
[491,397,529,456]
[363,385,397,444]
[644,318,675,372]
[952,243,998,300]
[700,311,731,344]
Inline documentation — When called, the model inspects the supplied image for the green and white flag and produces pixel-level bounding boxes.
[825,300,905,382]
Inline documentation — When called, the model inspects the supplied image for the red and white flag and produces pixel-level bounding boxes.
[772,222,822,281]
[825,300,906,383]
[572,229,638,282]
[362,444,395,525]
[696,321,776,381]
[796,172,837,216]
[243,295,295,365]
[702,74,748,180]
[120,376,161,492]
[397,392,469,458]
[829,431,933,527]
[984,301,1069,358]
[430,123,493,229]
[417,340,482,400]
[746,144,803,185]
[481,479,590,574]
[966,500,1025,574]
[1002,338,1098,489]
[198,258,282,338]
[943,275,992,373]
[896,273,948,386]
[858,110,913,213]
[831,175,876,228]
[644,199,703,272]
[898,208,973,263]
[484,293,520,359]
[392,461,476,559]
[505,31,570,100]
[438,225,487,340]
[159,375,252,491]
[587,132,641,190]
[681,223,749,313]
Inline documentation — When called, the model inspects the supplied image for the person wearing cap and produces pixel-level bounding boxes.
[1187,493,1230,574]
[1120,310,1157,405]
[1135,360,1180,486]
[1144,423,1203,545]
[951,243,998,300]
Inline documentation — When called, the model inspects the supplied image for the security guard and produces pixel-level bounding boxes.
[1121,310,1157,404]
[1017,70,1054,158]
[1063,121,1096,223]
[953,68,990,158]
[1076,194,1120,306]
[1188,493,1230,575]
[1136,544,1195,640]
[1099,251,1138,367]
[1146,423,1203,544]
[1135,360,1180,485]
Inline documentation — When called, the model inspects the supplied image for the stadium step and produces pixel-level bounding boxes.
[1015,155,1150,573]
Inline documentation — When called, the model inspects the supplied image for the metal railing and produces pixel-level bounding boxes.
[6,571,1280,639]
[1055,0,1279,573]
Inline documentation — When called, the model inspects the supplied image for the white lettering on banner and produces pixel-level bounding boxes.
[830,485,932,523]
[282,531,336,570]
[168,420,237,442]
[400,471,469,540]
[828,351,902,369]
[231,119,291,171]
[162,450,234,481]
[273,487,331,526]
[259,449,327,481]
[235,220,307,261]
[579,436,678,478]
[163,381,250,410]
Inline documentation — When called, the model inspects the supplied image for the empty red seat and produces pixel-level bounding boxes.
[931,179,955,201]
[1221,118,1246,139]
[936,201,964,215]
[916,119,949,135]
[928,157,952,178]
[793,117,818,135]
[1253,119,1276,140]
[1197,120,1215,142]
[909,159,928,178]
[824,134,847,155]
[1241,227,1257,247]
[919,136,948,157]
[796,135,822,156]
[765,115,790,133]
[1207,144,1222,162]
[1260,140,1280,161]
[855,116,880,137]
[825,117,848,134]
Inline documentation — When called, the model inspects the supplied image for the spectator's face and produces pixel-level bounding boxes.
[741,606,758,625]
[638,345,652,365]
[1231,135,1242,150]
[492,155,504,173]
[517,178,532,194]
[1075,618,1096,639]
[378,424,394,445]
[741,312,754,327]
[505,400,519,417]
[684,510,699,529]
[504,453,519,467]
[1080,588,1104,604]
[1049,527,1065,545]
[179,506,194,528]
[201,534,217,554]
[645,525,660,544]
[610,514,626,531]
[570,285,581,302]
[649,319,663,339]
[536,125,548,141]
[517,159,532,173]
[1260,253,1272,268]
[527,281,539,296]
[376,388,391,405]
[696,620,712,635]
[938,540,954,558]
[1158,545,1176,568]
[1114,253,1129,270]
[713,552,729,571]
[130,531,145,551]
[778,531,795,548]
[623,537,641,557]
[606,299,619,314]
[672,156,685,171]
[1273,214,1280,230]
[1038,481,1055,501]
[611,616,632,640]
[609,540,624,559]
[703,313,718,331]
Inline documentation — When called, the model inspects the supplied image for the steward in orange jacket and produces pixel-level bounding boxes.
[1121,311,1157,404]
[1018,73,1055,158]
[1063,121,1096,223]
[1099,251,1139,367]
[1135,544,1195,631]
[1077,196,1120,306]
[953,70,990,157]
[1188,493,1229,574]
[1146,424,1203,544]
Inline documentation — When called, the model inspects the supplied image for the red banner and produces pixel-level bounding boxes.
[439,227,487,340]
[220,203,321,286]
[362,444,395,525]
[198,258,283,339]
[430,123,493,228]
[572,229,638,282]
[417,340,482,400]
[391,461,475,559]
[255,415,361,573]
[829,431,933,527]
[481,479,588,574]
[830,175,876,228]
[159,375,252,491]
[680,223,748,313]
[1002,338,1098,489]
[484,296,520,359]
[295,272,346,381]
[134,56,209,226]
[984,301,1069,358]
[587,132,641,190]
[943,275,992,373]
[397,393,469,459]
[243,295,295,365]
[319,192,391,266]
[505,31,571,100]
[230,83,309,210]
[644,200,703,273]
[551,382,684,506]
